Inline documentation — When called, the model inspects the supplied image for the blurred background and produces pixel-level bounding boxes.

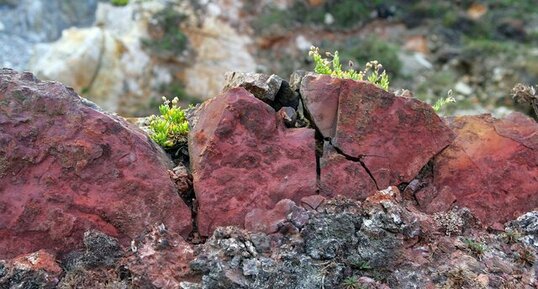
[0,0,536,118]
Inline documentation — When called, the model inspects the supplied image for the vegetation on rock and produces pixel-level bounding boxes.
[111,0,128,6]
[148,97,189,148]
[309,46,390,91]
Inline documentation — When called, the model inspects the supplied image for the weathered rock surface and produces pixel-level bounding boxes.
[189,87,317,236]
[319,142,377,199]
[1,190,536,289]
[301,74,455,189]
[300,74,341,138]
[0,250,62,289]
[0,69,192,259]
[224,72,283,104]
[245,199,299,234]
[187,188,537,289]
[417,113,538,226]
[122,224,195,289]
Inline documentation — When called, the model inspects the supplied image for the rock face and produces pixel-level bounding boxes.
[301,74,455,189]
[187,188,537,289]
[29,2,168,115]
[319,142,377,199]
[0,0,98,70]
[0,250,62,288]
[0,69,192,259]
[417,113,538,226]
[189,87,316,236]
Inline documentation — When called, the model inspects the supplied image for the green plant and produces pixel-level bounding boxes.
[350,260,371,271]
[148,97,189,147]
[433,90,456,112]
[309,46,390,91]
[341,276,364,289]
[514,244,536,266]
[501,229,522,244]
[111,0,128,6]
[463,238,486,258]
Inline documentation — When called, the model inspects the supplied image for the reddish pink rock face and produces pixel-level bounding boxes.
[319,143,377,199]
[302,75,455,189]
[189,88,317,236]
[0,70,192,259]
[418,113,538,225]
[300,74,341,138]
[245,199,297,234]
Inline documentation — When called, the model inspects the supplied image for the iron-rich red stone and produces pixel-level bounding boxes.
[417,113,538,225]
[319,142,377,199]
[244,199,297,234]
[189,88,317,236]
[301,74,455,189]
[0,69,192,259]
[299,74,341,138]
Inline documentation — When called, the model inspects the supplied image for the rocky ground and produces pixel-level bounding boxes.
[1,0,537,118]
[0,66,537,288]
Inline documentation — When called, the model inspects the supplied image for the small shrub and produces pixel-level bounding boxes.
[432,90,456,112]
[309,46,390,91]
[501,229,521,244]
[341,276,363,289]
[148,97,189,148]
[463,238,486,258]
[514,244,536,266]
[350,260,371,271]
[111,0,128,6]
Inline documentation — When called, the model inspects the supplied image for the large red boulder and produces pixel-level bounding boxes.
[189,88,317,236]
[0,69,192,259]
[417,113,538,225]
[301,74,455,189]
[319,142,377,199]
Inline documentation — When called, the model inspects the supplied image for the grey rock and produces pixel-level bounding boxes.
[64,230,123,270]
[0,0,98,70]
[303,212,360,260]
[242,259,259,276]
[289,70,308,93]
[223,72,283,103]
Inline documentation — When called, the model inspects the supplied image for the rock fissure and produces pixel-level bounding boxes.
[329,141,380,190]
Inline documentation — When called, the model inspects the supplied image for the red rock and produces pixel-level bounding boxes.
[319,142,377,200]
[0,69,192,259]
[245,199,298,234]
[417,113,538,225]
[301,74,455,188]
[300,74,341,138]
[12,250,62,275]
[189,87,317,236]
[300,195,326,210]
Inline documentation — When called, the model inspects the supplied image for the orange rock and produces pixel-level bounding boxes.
[403,35,429,54]
[418,113,538,225]
[467,3,487,20]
